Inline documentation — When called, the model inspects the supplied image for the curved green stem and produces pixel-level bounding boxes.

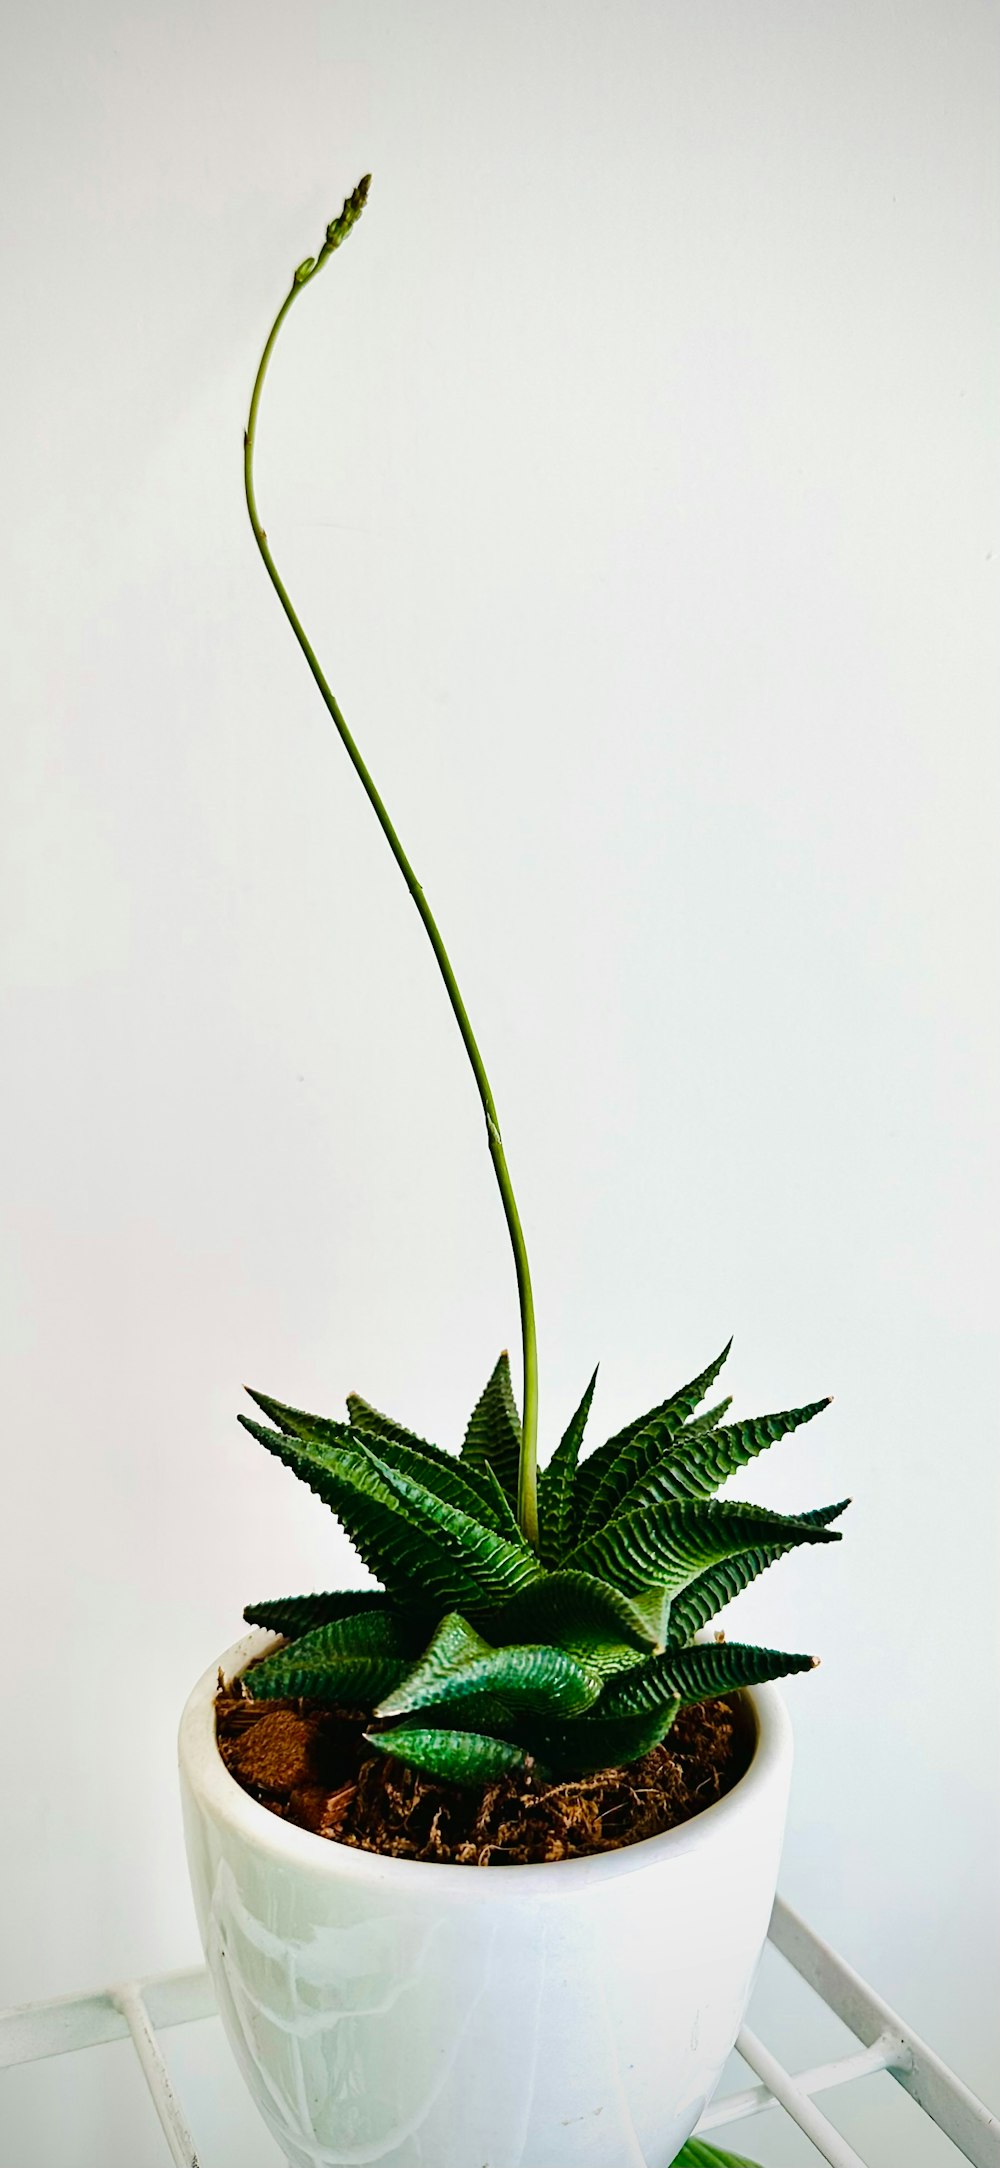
[243,178,539,1547]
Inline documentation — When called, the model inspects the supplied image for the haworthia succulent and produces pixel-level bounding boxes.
[538,1368,599,1566]
[377,1609,487,1693]
[656,1398,833,1503]
[244,1386,354,1448]
[345,1393,437,1455]
[578,1398,833,1554]
[346,1423,518,1537]
[665,1500,849,1645]
[249,1386,515,1537]
[595,1638,817,1721]
[346,1393,520,1531]
[238,1346,842,1783]
[487,1570,658,1672]
[566,1496,841,1602]
[365,1724,534,1786]
[243,1588,390,1636]
[473,1458,526,1543]
[239,1415,541,1611]
[581,1392,829,1540]
[527,1697,683,1778]
[377,1611,600,1726]
[575,1341,733,1534]
[245,1609,422,1706]
[460,1351,522,1503]
[684,1397,732,1432]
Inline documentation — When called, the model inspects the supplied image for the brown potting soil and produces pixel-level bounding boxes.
[215,1677,752,1866]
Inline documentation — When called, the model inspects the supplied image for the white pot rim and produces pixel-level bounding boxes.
[179,1626,792,1895]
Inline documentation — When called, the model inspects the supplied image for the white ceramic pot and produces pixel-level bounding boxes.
[179,1628,792,2168]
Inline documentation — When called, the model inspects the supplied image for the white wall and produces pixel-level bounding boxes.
[1,3,997,2162]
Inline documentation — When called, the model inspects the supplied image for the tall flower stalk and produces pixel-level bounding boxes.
[243,177,540,1546]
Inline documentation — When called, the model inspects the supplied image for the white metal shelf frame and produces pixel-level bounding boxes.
[2,1896,997,2168]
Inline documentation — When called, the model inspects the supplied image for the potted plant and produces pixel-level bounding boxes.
[179,177,846,2168]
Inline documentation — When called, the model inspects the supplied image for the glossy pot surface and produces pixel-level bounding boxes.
[179,1629,792,2168]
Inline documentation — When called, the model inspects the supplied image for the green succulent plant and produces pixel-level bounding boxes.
[237,178,846,1795]
[241,1338,844,1783]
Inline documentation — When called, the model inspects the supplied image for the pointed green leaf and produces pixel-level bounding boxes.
[474,1458,526,1543]
[381,1610,489,1688]
[576,1341,732,1535]
[666,1499,850,1644]
[576,1427,665,1536]
[655,1397,833,1503]
[246,1609,423,1707]
[460,1351,522,1503]
[345,1392,438,1455]
[346,1392,513,1522]
[243,1588,388,1636]
[580,1394,832,1541]
[528,1698,682,1777]
[346,1416,518,1536]
[247,1385,514,1537]
[244,1386,353,1448]
[597,1639,817,1720]
[566,1496,841,1602]
[238,1414,541,1611]
[684,1396,732,1431]
[538,1368,598,1565]
[673,2141,762,2168]
[377,1612,600,1725]
[365,1724,533,1787]
[487,1570,659,1675]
